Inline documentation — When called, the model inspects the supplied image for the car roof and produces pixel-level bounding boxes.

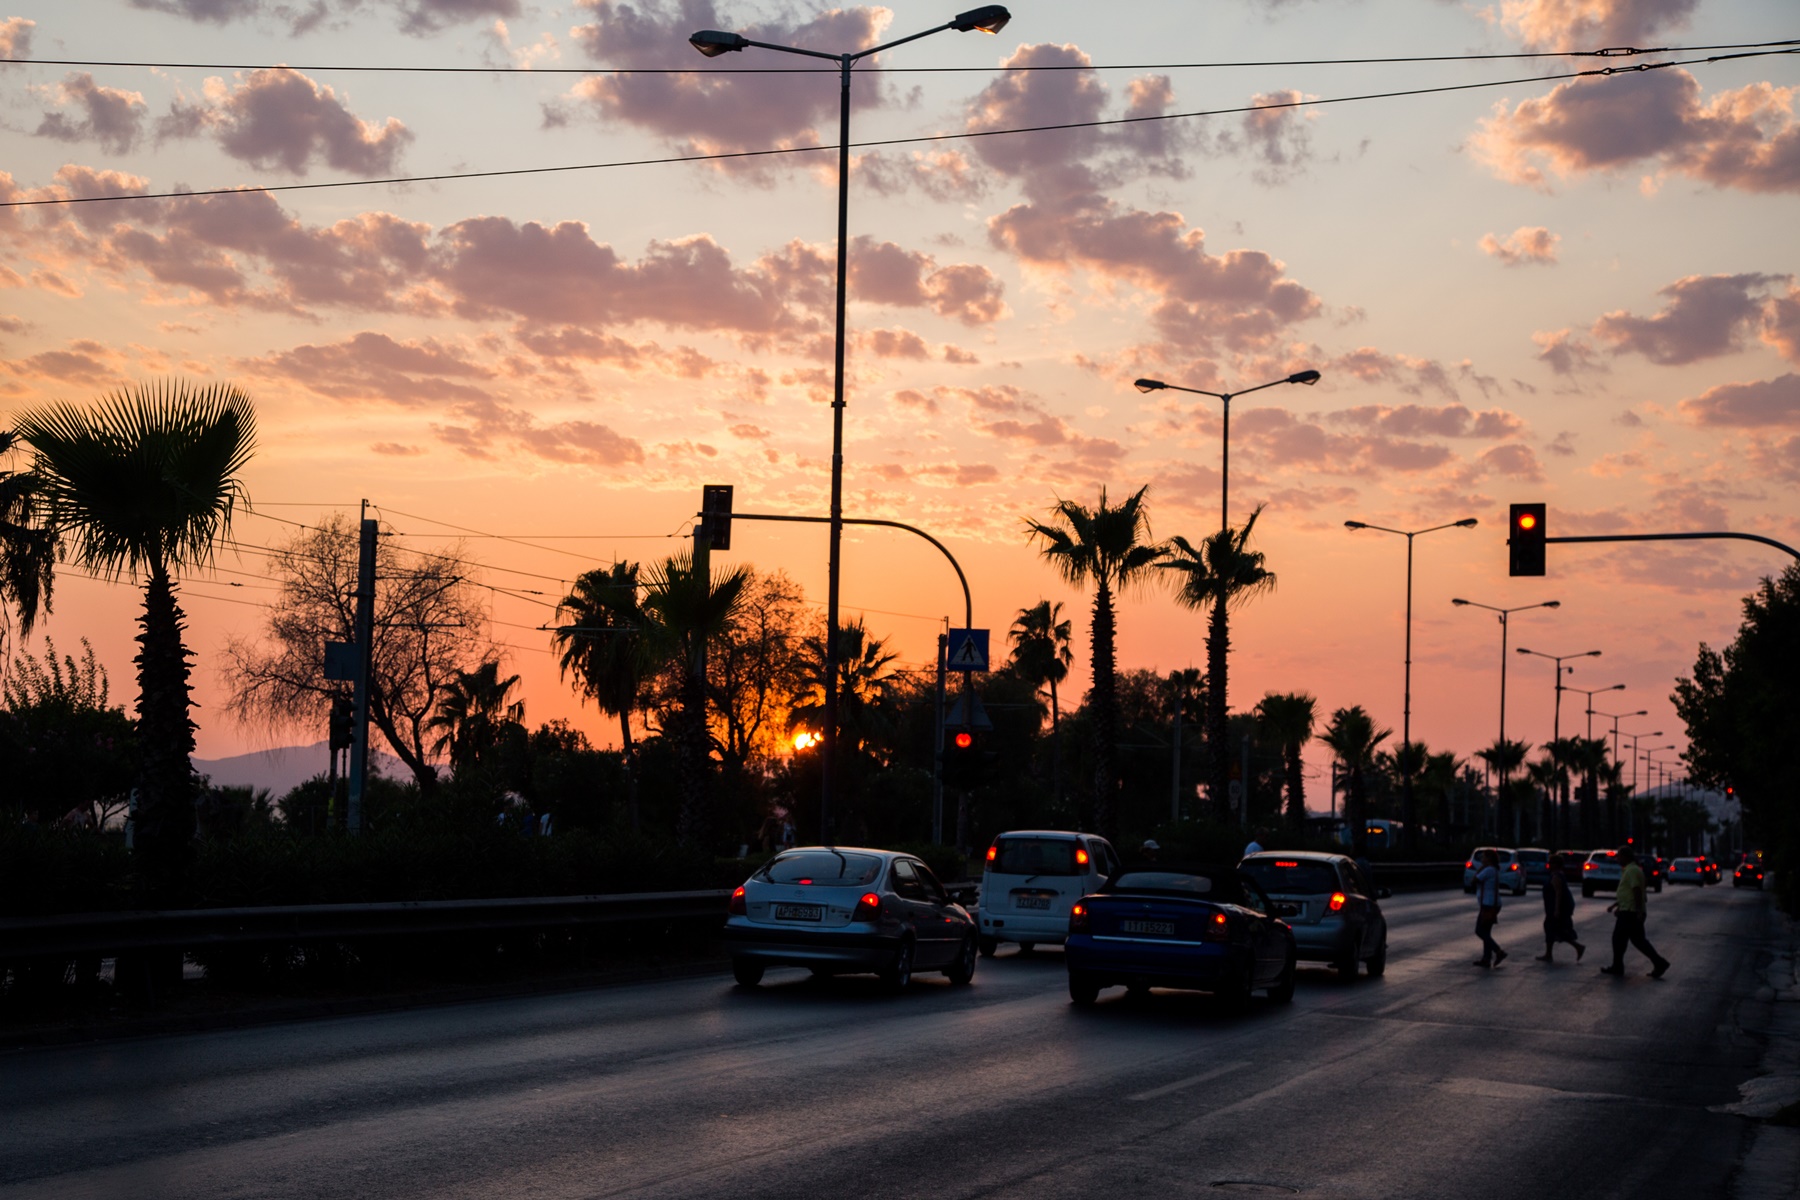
[777,845,904,861]
[991,830,1100,841]
[1242,851,1349,864]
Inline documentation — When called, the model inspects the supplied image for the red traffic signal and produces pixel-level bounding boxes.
[1509,503,1546,576]
[953,731,974,750]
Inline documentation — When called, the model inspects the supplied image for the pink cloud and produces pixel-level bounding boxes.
[1474,70,1800,194]
[1479,225,1560,266]
[1326,403,1527,439]
[34,74,147,153]
[1678,373,1800,428]
[1533,328,1605,375]
[0,17,32,57]
[240,331,498,406]
[128,0,519,35]
[1592,273,1788,365]
[862,328,930,360]
[163,69,413,175]
[847,237,1007,325]
[1493,0,1698,51]
[1762,285,1800,364]
[857,149,988,201]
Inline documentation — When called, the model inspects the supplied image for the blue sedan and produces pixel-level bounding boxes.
[1064,866,1297,1009]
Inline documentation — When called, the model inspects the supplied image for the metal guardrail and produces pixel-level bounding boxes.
[0,890,733,961]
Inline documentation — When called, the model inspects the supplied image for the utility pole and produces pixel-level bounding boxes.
[1170,689,1184,825]
[346,502,377,835]
[932,630,946,845]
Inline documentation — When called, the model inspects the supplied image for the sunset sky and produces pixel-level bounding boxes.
[2,0,1795,802]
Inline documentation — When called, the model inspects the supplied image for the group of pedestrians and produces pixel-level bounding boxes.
[1470,845,1670,979]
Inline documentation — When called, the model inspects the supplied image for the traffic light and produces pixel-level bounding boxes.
[329,695,353,752]
[1509,502,1546,576]
[943,727,981,789]
[701,484,734,551]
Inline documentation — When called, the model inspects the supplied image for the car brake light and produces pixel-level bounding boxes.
[1201,911,1232,942]
[1069,903,1089,933]
[1583,863,1593,871]
[986,845,997,864]
[1275,860,1299,868]
[852,892,881,921]
[797,878,812,885]
[1076,847,1089,866]
[729,885,746,916]
[1466,861,1474,870]
[1329,892,1347,912]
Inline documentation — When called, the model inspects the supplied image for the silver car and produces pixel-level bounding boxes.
[1239,852,1390,978]
[724,847,978,991]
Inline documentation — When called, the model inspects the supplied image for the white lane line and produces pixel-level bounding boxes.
[1126,1059,1249,1102]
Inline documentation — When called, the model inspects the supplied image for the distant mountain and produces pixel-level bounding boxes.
[193,741,417,798]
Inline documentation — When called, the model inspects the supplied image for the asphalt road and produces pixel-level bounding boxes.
[0,883,1783,1199]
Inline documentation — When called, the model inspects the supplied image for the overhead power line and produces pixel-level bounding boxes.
[4,47,1793,211]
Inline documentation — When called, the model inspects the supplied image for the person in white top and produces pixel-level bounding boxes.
[1243,828,1266,858]
[1472,849,1508,968]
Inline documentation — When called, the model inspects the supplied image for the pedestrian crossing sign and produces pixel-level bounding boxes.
[947,628,989,672]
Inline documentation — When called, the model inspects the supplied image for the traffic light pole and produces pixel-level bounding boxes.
[346,504,377,835]
[1546,531,1798,558]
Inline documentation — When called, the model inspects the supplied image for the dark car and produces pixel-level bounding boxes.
[1695,855,1723,884]
[724,847,977,991]
[1064,865,1296,1009]
[1517,848,1552,888]
[1240,852,1389,978]
[1735,860,1766,889]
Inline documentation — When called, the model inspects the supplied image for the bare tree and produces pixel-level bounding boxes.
[220,514,490,791]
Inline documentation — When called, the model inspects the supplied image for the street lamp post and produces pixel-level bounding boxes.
[1565,683,1626,740]
[1450,597,1559,839]
[1514,645,1601,844]
[690,6,1011,843]
[1595,707,1647,842]
[1343,517,1479,852]
[1625,728,1662,802]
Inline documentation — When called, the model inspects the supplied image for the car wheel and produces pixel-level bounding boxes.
[1068,969,1100,1007]
[1654,881,1663,892]
[1336,948,1359,981]
[880,940,914,993]
[1582,884,1594,898]
[732,959,764,988]
[978,935,999,957]
[945,936,977,986]
[1515,879,1528,896]
[1219,960,1255,1013]
[1367,938,1388,978]
[1124,982,1151,1000]
[1267,950,1297,1004]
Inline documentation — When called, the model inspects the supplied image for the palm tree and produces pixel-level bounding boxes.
[1546,737,1582,846]
[1163,506,1277,820]
[0,431,57,668]
[639,550,751,847]
[15,381,255,889]
[426,660,524,774]
[554,561,645,829]
[1525,753,1563,845]
[793,616,901,759]
[1475,737,1528,840]
[1025,487,1165,839]
[1009,600,1073,804]
[1565,736,1611,847]
[1320,705,1390,855]
[1255,691,1317,830]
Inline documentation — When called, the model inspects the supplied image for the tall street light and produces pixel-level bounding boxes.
[1596,706,1647,843]
[1450,597,1559,836]
[1343,516,1479,851]
[690,5,1012,843]
[1566,683,1626,739]
[1624,727,1662,802]
[1516,645,1601,845]
[1133,370,1322,535]
[1642,745,1676,802]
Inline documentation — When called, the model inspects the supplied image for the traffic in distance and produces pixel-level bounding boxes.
[720,829,1749,1008]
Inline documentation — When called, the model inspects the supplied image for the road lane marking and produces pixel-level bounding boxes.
[1126,1060,1249,1102]
[1444,1076,1686,1107]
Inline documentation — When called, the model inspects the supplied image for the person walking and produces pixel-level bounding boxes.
[1601,845,1670,979]
[1535,853,1584,962]
[1473,848,1508,968]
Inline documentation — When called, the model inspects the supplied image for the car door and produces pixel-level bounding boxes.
[1347,859,1386,954]
[911,860,969,965]
[891,859,955,968]
[1235,877,1284,985]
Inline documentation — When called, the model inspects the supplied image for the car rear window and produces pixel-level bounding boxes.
[1112,871,1215,894]
[758,851,882,886]
[1517,850,1548,864]
[989,837,1082,876]
[1241,860,1340,895]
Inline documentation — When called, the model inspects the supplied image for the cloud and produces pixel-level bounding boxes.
[163,69,413,175]
[1533,327,1605,375]
[1678,373,1800,428]
[1492,0,1698,51]
[0,17,32,58]
[1473,70,1800,194]
[1325,402,1528,439]
[240,331,498,406]
[1479,225,1560,266]
[33,74,148,153]
[2,338,123,385]
[127,0,519,36]
[1208,91,1320,185]
[861,328,930,360]
[857,150,988,201]
[1762,285,1800,364]
[1327,348,1462,398]
[849,237,1008,325]
[1592,273,1788,365]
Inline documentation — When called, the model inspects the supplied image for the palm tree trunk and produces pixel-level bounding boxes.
[134,562,196,901]
[1089,579,1120,839]
[674,665,709,848]
[619,708,640,833]
[1284,742,1305,829]
[1049,676,1062,813]
[1206,591,1231,822]
[1347,764,1367,856]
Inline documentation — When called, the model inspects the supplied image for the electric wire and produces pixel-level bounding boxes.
[6,46,1794,210]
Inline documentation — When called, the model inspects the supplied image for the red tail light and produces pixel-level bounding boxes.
[1583,863,1593,871]
[1069,902,1089,934]
[1465,861,1474,870]
[1328,892,1347,913]
[986,845,997,864]
[728,885,746,915]
[1075,847,1090,866]
[852,892,882,921]
[1201,911,1232,942]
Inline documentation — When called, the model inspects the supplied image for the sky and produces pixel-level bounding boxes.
[1,0,1795,804]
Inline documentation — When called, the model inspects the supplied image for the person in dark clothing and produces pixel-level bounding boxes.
[1472,849,1507,968]
[1535,853,1584,962]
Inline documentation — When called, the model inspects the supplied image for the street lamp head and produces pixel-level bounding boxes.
[1287,369,1322,386]
[1451,598,1470,606]
[1606,683,1626,692]
[1515,646,1531,654]
[1344,520,1368,530]
[1543,600,1561,608]
[1134,378,1167,393]
[1454,517,1479,528]
[1584,649,1602,657]
[689,29,749,55]
[950,5,1011,33]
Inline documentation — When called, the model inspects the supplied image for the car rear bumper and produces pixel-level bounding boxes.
[1064,934,1240,989]
[978,910,1069,943]
[1286,918,1363,962]
[723,922,902,971]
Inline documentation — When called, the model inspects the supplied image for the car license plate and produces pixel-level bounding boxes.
[1015,895,1052,910]
[1275,903,1300,917]
[1122,919,1175,936]
[774,904,822,921]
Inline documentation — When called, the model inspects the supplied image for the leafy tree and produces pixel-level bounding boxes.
[1256,692,1317,830]
[427,660,525,776]
[1025,486,1165,839]
[221,513,491,793]
[1009,600,1073,806]
[0,637,135,826]
[710,569,809,767]
[1162,506,1277,821]
[1320,705,1389,855]
[0,430,57,668]
[15,381,255,890]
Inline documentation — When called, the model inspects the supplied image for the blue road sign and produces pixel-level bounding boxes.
[946,628,989,672]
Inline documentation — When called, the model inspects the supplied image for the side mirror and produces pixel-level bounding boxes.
[1376,887,1392,900]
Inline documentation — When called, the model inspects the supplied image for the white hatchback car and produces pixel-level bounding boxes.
[977,830,1119,955]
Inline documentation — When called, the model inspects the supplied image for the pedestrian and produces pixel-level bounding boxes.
[1535,853,1584,962]
[1139,839,1161,864]
[1601,845,1670,979]
[1473,848,1508,968]
[1243,828,1265,858]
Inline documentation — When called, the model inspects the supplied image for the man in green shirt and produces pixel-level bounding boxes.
[1601,845,1670,979]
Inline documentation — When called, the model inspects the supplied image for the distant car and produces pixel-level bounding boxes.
[1734,860,1766,889]
[1517,848,1552,888]
[1668,857,1706,885]
[724,846,977,991]
[1463,847,1528,896]
[1582,850,1622,897]
[1694,855,1722,884]
[1064,864,1296,1009]
[1240,852,1389,978]
[977,830,1120,955]
[1646,855,1668,890]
